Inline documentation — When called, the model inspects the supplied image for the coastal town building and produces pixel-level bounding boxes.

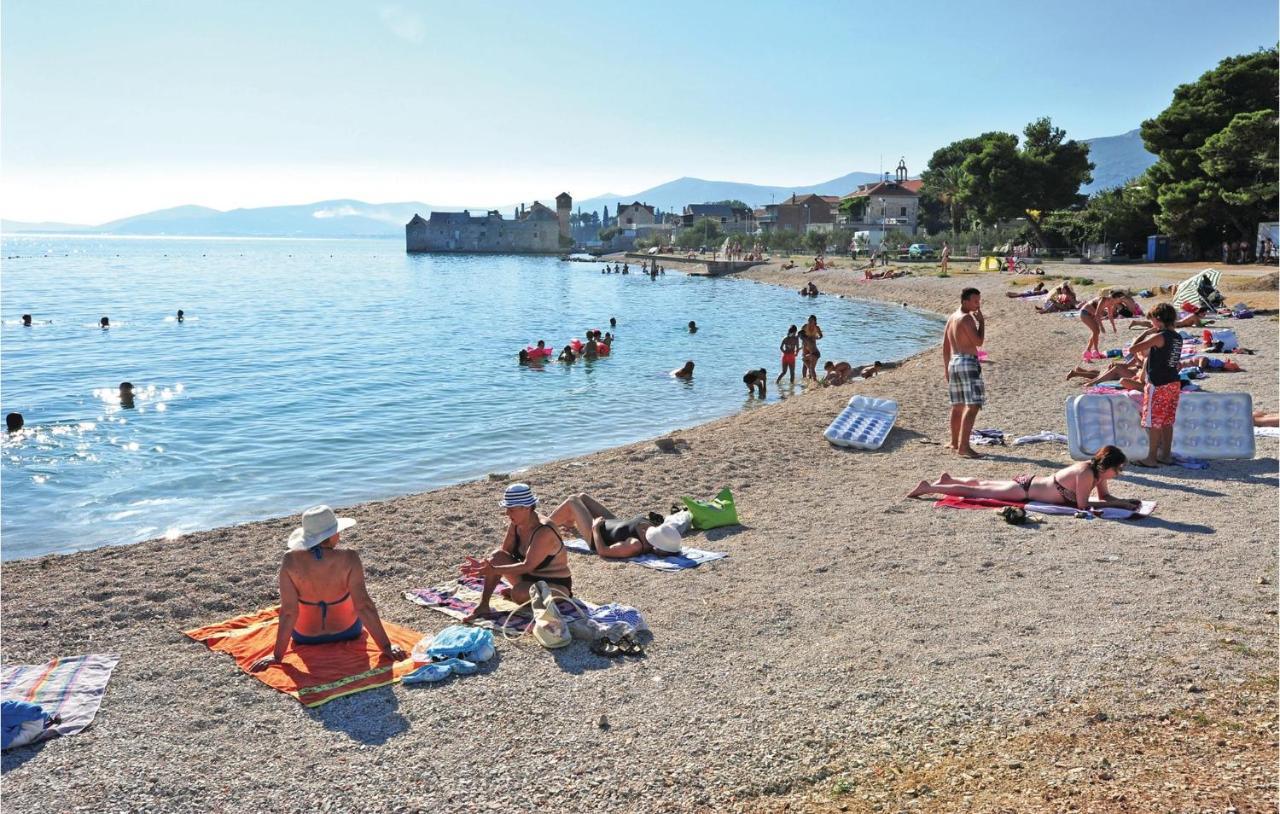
[406,193,573,253]
[840,160,922,235]
[773,193,840,233]
[681,204,755,234]
[615,201,656,229]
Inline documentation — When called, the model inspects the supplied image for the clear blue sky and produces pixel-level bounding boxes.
[3,0,1276,223]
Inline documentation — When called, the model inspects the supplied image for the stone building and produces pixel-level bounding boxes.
[840,160,921,235]
[681,204,755,234]
[774,194,840,233]
[615,201,656,229]
[406,192,573,253]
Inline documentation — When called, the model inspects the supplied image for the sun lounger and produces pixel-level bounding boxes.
[824,395,899,450]
[1065,392,1255,461]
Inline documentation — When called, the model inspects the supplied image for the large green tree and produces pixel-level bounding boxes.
[921,135,995,232]
[1140,48,1279,248]
[958,118,1093,248]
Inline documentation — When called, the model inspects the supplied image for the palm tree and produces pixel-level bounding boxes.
[935,165,967,238]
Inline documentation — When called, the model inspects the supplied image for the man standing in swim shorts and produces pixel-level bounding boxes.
[942,287,985,457]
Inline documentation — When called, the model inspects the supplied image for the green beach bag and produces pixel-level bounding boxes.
[680,487,739,530]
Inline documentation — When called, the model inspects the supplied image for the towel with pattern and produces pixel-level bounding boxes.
[1,653,120,749]
[185,607,421,707]
[933,494,1155,519]
[404,577,596,632]
[562,537,727,571]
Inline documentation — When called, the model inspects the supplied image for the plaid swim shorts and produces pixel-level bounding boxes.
[948,354,985,406]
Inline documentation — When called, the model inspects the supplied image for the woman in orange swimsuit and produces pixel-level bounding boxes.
[907,446,1138,512]
[251,505,407,672]
[776,325,799,384]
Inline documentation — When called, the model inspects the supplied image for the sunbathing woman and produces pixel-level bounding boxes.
[251,506,407,671]
[1079,289,1119,360]
[548,494,682,558]
[1006,281,1046,298]
[461,483,573,621]
[907,445,1138,512]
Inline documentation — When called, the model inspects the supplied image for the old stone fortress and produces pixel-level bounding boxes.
[405,193,573,253]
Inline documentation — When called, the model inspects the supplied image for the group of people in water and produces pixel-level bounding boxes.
[601,261,664,279]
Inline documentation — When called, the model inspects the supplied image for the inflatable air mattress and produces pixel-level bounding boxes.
[825,395,899,450]
[1065,392,1254,461]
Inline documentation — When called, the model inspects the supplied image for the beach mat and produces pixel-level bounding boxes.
[933,494,1156,520]
[1,654,120,748]
[404,577,595,633]
[185,608,421,707]
[562,537,727,571]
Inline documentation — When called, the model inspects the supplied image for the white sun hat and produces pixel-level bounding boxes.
[644,522,683,554]
[287,505,356,551]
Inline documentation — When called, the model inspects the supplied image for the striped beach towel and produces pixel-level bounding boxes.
[404,577,595,633]
[562,537,727,571]
[1,653,120,748]
[185,608,421,707]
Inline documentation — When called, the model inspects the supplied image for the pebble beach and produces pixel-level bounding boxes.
[2,258,1276,812]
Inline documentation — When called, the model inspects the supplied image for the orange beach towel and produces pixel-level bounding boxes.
[185,607,422,707]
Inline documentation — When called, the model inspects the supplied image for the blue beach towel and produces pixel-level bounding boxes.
[562,537,727,571]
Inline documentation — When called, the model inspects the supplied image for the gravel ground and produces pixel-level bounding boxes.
[3,259,1276,813]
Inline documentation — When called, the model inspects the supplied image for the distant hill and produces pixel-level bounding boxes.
[1,130,1156,236]
[573,171,883,214]
[1081,129,1156,194]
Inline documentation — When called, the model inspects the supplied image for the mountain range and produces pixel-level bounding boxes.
[3,131,1155,238]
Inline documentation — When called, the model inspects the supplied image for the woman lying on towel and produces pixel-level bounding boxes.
[251,505,407,671]
[548,493,683,559]
[460,483,574,621]
[907,446,1139,512]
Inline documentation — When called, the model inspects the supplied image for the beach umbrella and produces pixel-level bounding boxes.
[1172,268,1222,311]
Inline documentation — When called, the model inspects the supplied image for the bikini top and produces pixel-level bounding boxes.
[509,522,569,579]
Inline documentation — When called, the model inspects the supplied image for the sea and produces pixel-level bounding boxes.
[0,236,943,560]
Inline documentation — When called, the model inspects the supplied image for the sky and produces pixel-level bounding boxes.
[2,0,1277,224]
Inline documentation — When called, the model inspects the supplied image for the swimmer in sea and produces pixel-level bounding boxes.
[581,336,598,361]
[22,314,32,327]
[518,349,531,364]
[558,345,576,362]
[610,317,617,329]
[743,368,767,398]
[99,317,110,329]
[688,321,697,334]
[176,309,185,323]
[6,412,24,433]
[672,361,694,379]
[119,382,136,409]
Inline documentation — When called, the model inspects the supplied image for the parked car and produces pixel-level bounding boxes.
[908,243,935,259]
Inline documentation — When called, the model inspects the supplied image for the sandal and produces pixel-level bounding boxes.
[591,639,623,657]
[616,635,645,656]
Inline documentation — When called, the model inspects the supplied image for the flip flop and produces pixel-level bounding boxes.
[591,639,623,658]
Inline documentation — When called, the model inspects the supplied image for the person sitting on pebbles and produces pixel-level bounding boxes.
[460,483,573,621]
[548,494,683,559]
[251,505,407,671]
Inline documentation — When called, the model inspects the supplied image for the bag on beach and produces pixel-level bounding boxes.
[680,487,739,530]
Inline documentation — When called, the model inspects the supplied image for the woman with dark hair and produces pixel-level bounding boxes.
[907,446,1137,511]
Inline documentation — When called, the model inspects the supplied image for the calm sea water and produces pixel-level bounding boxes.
[0,236,942,559]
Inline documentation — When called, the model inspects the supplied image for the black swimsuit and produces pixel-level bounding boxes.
[509,523,572,593]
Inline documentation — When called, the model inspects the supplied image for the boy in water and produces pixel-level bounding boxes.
[1128,303,1184,467]
[742,368,767,398]
[776,326,799,384]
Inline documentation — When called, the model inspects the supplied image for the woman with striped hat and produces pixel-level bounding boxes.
[461,483,573,622]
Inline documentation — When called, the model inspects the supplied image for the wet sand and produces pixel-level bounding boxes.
[3,258,1276,812]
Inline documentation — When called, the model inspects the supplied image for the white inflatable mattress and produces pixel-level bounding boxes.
[825,395,899,450]
[1065,392,1254,461]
